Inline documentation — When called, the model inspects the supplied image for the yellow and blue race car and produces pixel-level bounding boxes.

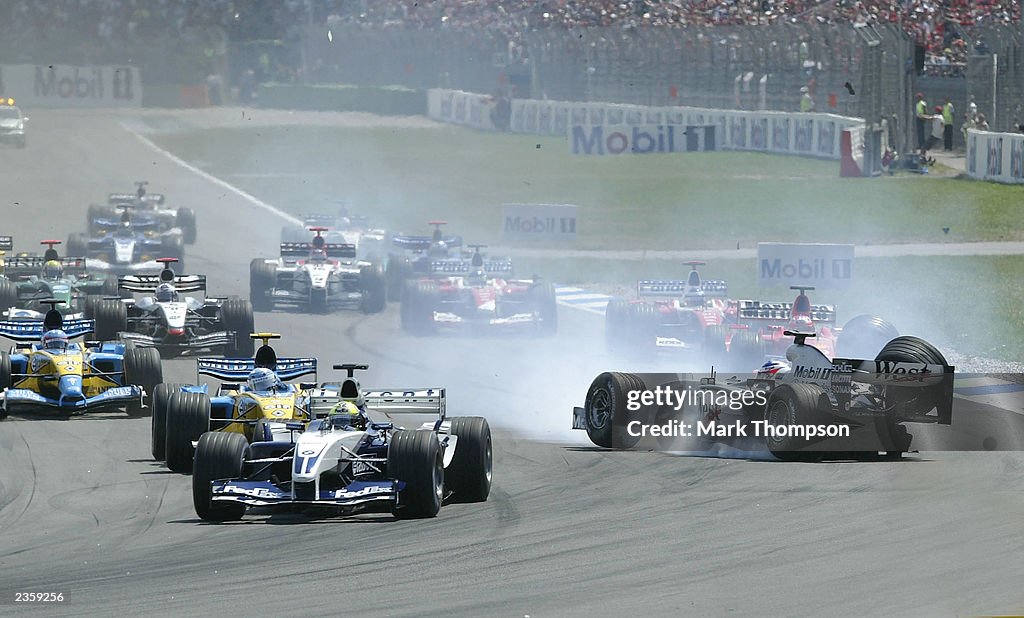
[153,333,322,472]
[0,301,162,418]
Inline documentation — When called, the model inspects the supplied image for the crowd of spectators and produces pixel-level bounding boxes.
[0,1,1018,68]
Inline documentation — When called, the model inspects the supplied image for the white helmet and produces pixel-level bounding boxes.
[155,283,176,302]
[247,367,279,392]
[42,329,69,351]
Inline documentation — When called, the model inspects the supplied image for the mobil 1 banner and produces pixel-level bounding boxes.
[502,204,577,242]
[570,124,683,155]
[0,64,142,108]
[758,242,854,289]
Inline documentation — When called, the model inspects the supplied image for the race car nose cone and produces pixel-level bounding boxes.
[59,375,83,397]
[168,327,185,336]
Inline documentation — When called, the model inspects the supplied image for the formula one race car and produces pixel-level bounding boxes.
[0,241,119,318]
[400,245,556,335]
[249,227,386,314]
[280,212,389,261]
[87,181,196,244]
[384,221,465,301]
[191,363,492,521]
[0,97,27,148]
[724,286,899,369]
[0,300,162,418]
[99,258,254,357]
[153,333,321,472]
[572,331,954,459]
[605,261,732,358]
[71,207,186,276]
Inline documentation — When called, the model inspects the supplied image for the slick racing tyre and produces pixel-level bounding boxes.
[0,279,17,314]
[193,432,248,522]
[124,347,163,417]
[400,280,438,335]
[389,430,444,518]
[446,417,492,502]
[386,256,412,302]
[583,372,647,449]
[151,383,185,461]
[531,282,558,336]
[90,299,127,342]
[66,233,89,259]
[249,259,277,312]
[604,297,632,353]
[221,299,255,357]
[703,324,729,369]
[728,330,764,372]
[165,392,211,473]
[764,383,828,461]
[872,335,950,453]
[0,352,10,420]
[836,314,899,359]
[162,235,185,272]
[176,208,197,245]
[359,262,387,314]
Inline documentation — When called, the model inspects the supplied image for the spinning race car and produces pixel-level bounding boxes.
[249,227,386,314]
[87,181,197,244]
[72,206,185,275]
[0,300,162,418]
[280,212,389,261]
[100,258,254,357]
[191,362,492,521]
[400,245,557,335]
[384,221,464,300]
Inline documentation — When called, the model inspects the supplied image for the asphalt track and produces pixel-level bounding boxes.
[1,109,1023,617]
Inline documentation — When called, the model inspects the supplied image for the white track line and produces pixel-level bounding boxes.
[120,122,303,227]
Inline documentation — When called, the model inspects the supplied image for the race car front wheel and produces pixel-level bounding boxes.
[124,347,163,417]
[151,383,185,461]
[764,383,827,461]
[583,372,647,449]
[165,392,211,473]
[446,417,492,502]
[193,432,247,522]
[389,430,443,518]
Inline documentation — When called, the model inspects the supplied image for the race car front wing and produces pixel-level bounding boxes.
[210,479,400,508]
[118,330,235,351]
[1,384,143,412]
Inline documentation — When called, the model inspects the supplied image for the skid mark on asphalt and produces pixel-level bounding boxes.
[13,435,37,528]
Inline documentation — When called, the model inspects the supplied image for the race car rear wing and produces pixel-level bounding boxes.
[118,274,207,294]
[0,318,94,341]
[390,234,463,252]
[0,236,13,252]
[735,300,836,324]
[4,256,88,277]
[279,242,357,259]
[364,388,446,419]
[428,258,514,275]
[197,357,318,383]
[108,193,164,205]
[637,279,729,299]
[93,217,160,232]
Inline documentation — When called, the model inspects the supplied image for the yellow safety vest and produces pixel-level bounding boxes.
[943,103,954,125]
[916,100,927,117]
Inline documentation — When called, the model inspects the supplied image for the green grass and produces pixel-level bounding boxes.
[519,254,1024,361]
[149,124,1024,251]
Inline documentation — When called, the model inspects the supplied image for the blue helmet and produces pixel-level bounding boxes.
[247,367,279,392]
[42,329,69,351]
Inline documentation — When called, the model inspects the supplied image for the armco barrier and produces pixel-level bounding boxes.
[256,83,425,115]
[427,88,861,160]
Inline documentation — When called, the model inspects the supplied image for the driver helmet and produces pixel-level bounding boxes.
[758,359,791,377]
[466,268,487,286]
[115,222,133,238]
[328,401,366,430]
[246,367,280,393]
[155,282,177,302]
[41,329,69,352]
[428,241,448,258]
[785,315,815,334]
[42,260,64,280]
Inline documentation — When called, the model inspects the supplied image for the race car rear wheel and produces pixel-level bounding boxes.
[703,324,729,369]
[400,280,438,335]
[764,383,828,461]
[389,430,443,518]
[176,208,197,245]
[836,314,900,359]
[249,259,277,312]
[728,330,764,372]
[873,335,949,453]
[221,299,255,357]
[0,279,17,314]
[151,383,184,460]
[193,432,248,522]
[446,417,492,502]
[531,282,558,336]
[92,299,127,342]
[583,372,647,449]
[359,262,387,314]
[124,347,163,417]
[87,205,116,234]
[386,256,412,302]
[604,297,632,353]
[165,392,211,473]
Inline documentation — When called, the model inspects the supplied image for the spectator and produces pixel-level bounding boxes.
[961,112,975,143]
[799,86,814,112]
[976,114,990,131]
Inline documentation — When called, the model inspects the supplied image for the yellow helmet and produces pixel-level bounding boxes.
[43,260,63,279]
[329,401,365,430]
